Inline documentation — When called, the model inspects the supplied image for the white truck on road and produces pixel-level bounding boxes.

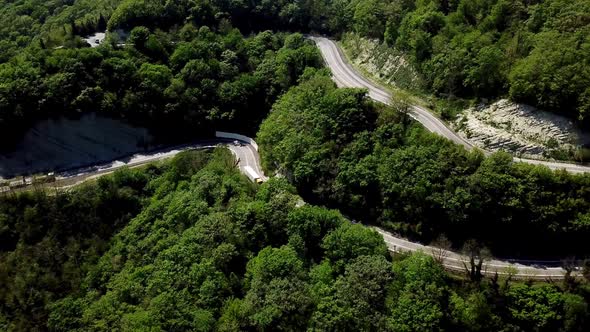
[244,166,263,184]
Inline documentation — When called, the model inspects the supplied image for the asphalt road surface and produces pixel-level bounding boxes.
[230,141,268,182]
[235,137,577,280]
[375,227,578,280]
[1,139,262,192]
[311,36,590,174]
[3,133,578,279]
[83,32,106,47]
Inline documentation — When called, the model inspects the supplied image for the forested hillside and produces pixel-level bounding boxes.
[2,1,590,330]
[332,0,590,124]
[2,0,589,147]
[0,0,323,149]
[0,27,320,149]
[0,159,163,329]
[110,0,590,123]
[336,0,590,123]
[258,69,590,258]
[0,0,118,60]
[2,149,590,331]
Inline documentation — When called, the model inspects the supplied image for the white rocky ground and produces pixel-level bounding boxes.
[340,35,589,161]
[454,99,590,159]
[341,34,423,91]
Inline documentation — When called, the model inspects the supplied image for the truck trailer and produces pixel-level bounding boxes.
[244,166,263,184]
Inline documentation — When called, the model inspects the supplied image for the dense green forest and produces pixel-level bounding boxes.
[0,0,117,60]
[0,20,320,149]
[3,0,588,123]
[258,69,590,258]
[2,149,590,331]
[2,1,590,330]
[0,160,160,329]
[333,0,590,124]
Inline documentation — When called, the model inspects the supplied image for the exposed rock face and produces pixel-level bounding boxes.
[454,99,590,159]
[340,34,590,161]
[0,113,154,179]
[340,33,423,91]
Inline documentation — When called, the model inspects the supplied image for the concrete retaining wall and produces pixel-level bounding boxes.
[215,131,259,151]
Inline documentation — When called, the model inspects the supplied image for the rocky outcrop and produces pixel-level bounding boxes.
[340,33,423,91]
[454,99,590,159]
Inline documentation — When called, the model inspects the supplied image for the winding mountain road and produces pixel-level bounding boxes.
[310,36,590,174]
[1,138,261,192]
[375,227,578,280]
[229,138,581,281]
[3,131,578,280]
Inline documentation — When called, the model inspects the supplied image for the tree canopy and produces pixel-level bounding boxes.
[258,70,590,258]
[3,149,588,331]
